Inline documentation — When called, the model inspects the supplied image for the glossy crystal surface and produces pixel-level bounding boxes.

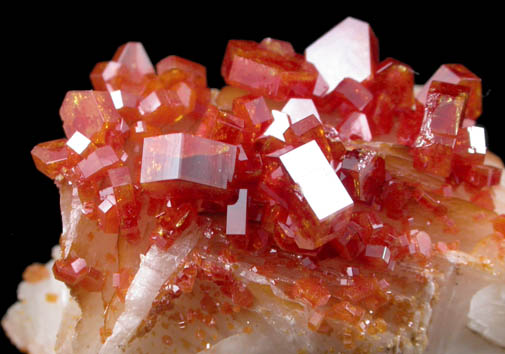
[280,140,353,221]
[140,133,237,192]
[305,17,379,92]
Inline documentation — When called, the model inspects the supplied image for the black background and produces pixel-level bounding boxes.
[2,6,503,352]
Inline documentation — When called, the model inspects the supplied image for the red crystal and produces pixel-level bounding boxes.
[108,89,142,124]
[416,64,482,120]
[363,58,415,136]
[151,203,197,250]
[278,141,354,249]
[97,189,119,234]
[60,91,122,144]
[338,112,372,141]
[259,38,296,57]
[412,81,469,177]
[76,145,120,180]
[140,133,237,199]
[31,139,70,179]
[334,78,373,111]
[364,244,391,266]
[305,17,379,92]
[112,42,155,81]
[90,61,127,91]
[380,180,412,219]
[292,278,331,308]
[138,89,185,127]
[156,55,207,88]
[196,105,245,145]
[337,149,386,204]
[53,258,104,292]
[221,40,318,101]
[232,95,274,141]
[281,98,321,124]
[108,167,140,236]
[283,115,333,162]
[396,101,424,146]
[368,58,415,109]
[453,126,487,165]
[313,78,372,117]
[330,221,366,260]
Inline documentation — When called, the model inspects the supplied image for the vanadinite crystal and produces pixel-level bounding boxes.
[20,16,505,354]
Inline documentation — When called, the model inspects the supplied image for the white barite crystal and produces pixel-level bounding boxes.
[467,284,505,348]
[99,229,200,354]
[281,98,320,124]
[279,140,353,220]
[1,247,78,354]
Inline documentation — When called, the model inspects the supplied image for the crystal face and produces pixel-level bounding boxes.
[226,189,248,235]
[279,140,353,221]
[262,110,290,142]
[60,90,122,144]
[281,98,321,123]
[112,42,155,79]
[305,17,379,92]
[221,39,318,100]
[140,133,237,195]
[416,64,482,119]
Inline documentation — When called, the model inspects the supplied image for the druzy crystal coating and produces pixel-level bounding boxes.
[25,20,504,353]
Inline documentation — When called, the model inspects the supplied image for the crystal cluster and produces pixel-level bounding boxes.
[27,16,505,352]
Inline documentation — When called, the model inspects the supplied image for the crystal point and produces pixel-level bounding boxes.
[305,17,379,92]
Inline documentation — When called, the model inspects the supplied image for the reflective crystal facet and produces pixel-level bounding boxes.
[140,133,237,197]
[138,89,185,127]
[412,81,469,177]
[334,78,373,111]
[60,91,122,144]
[112,42,155,81]
[222,40,318,100]
[280,141,353,221]
[66,131,92,155]
[77,146,120,180]
[278,141,354,249]
[31,139,70,179]
[338,149,386,203]
[261,110,290,142]
[109,90,141,124]
[281,98,321,124]
[232,95,274,139]
[226,189,248,235]
[305,17,379,92]
[338,112,372,141]
[283,115,333,162]
[416,64,482,119]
